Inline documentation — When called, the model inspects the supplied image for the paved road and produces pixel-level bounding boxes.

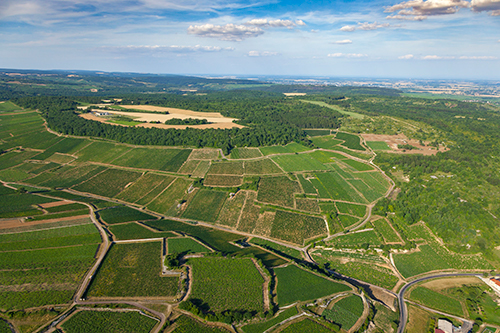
[397,273,480,333]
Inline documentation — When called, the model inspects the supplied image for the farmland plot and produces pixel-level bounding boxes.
[207,161,244,175]
[182,190,227,222]
[272,154,328,172]
[135,176,176,206]
[314,172,366,203]
[0,190,57,218]
[274,265,350,306]
[244,158,282,175]
[178,159,201,174]
[257,176,300,208]
[217,190,247,228]
[241,306,298,333]
[191,160,211,178]
[295,198,320,213]
[111,148,191,172]
[187,257,264,313]
[322,295,363,330]
[311,135,343,150]
[250,238,303,259]
[147,178,192,214]
[335,202,367,218]
[335,132,365,151]
[237,191,261,233]
[408,287,464,317]
[73,168,142,198]
[109,222,176,240]
[188,148,220,160]
[0,149,39,170]
[86,241,179,297]
[33,164,107,189]
[167,237,210,254]
[62,310,157,333]
[280,318,334,333]
[372,218,402,243]
[328,229,382,247]
[203,174,242,187]
[115,173,173,203]
[98,206,157,224]
[230,147,262,159]
[341,159,374,172]
[297,174,317,194]
[31,138,87,160]
[270,210,326,246]
[75,142,132,163]
[172,315,231,333]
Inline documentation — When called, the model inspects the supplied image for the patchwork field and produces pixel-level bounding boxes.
[274,264,350,306]
[86,241,179,298]
[187,257,265,313]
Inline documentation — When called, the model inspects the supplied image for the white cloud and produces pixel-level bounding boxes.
[296,19,306,26]
[328,53,367,58]
[246,19,297,28]
[340,22,390,32]
[422,55,455,59]
[187,23,264,41]
[340,25,356,32]
[386,14,427,20]
[399,54,415,59]
[385,0,470,20]
[101,45,235,53]
[333,39,353,44]
[470,0,500,14]
[248,51,278,57]
[458,55,497,59]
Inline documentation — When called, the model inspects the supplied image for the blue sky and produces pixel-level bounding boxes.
[1,0,499,79]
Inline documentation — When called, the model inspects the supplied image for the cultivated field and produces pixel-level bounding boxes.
[322,294,364,330]
[61,310,157,333]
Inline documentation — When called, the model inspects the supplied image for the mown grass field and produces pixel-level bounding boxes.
[73,168,142,197]
[323,294,363,330]
[188,257,264,313]
[86,241,179,298]
[270,210,326,245]
[257,176,300,208]
[182,190,227,222]
[98,206,157,224]
[0,218,99,310]
[61,310,157,333]
[241,306,298,333]
[274,265,350,306]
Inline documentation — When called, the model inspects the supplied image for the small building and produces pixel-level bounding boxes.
[437,319,453,333]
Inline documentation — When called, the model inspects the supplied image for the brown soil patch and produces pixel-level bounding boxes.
[138,122,244,130]
[0,215,89,230]
[362,133,448,156]
[420,276,482,292]
[369,287,397,311]
[38,200,74,208]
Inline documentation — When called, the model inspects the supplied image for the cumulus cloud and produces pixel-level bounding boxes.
[248,51,278,56]
[188,24,264,41]
[333,39,353,44]
[340,22,390,32]
[328,53,367,58]
[246,19,297,28]
[385,0,469,20]
[296,19,306,26]
[422,55,455,59]
[399,54,415,59]
[470,0,500,15]
[386,14,428,20]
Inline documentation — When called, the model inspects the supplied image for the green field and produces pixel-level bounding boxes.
[0,189,57,218]
[272,154,328,172]
[313,172,366,203]
[393,243,492,278]
[409,287,464,317]
[313,253,399,289]
[335,132,365,151]
[172,315,231,333]
[135,176,176,206]
[366,141,391,151]
[111,148,191,172]
[280,318,335,333]
[146,177,192,214]
[62,310,158,333]
[167,237,210,254]
[270,210,326,245]
[187,257,264,313]
[322,295,363,330]
[274,265,350,306]
[250,237,303,259]
[334,202,367,217]
[32,138,87,160]
[217,191,247,227]
[297,174,317,194]
[0,220,99,310]
[98,206,157,224]
[244,158,283,174]
[86,241,179,297]
[341,159,374,172]
[115,173,174,203]
[0,101,22,112]
[241,306,298,333]
[109,222,177,240]
[311,135,343,150]
[259,143,311,156]
[207,161,244,175]
[372,218,402,243]
[73,168,142,197]
[295,198,320,213]
[230,147,263,159]
[75,141,132,163]
[203,174,242,187]
[182,190,227,222]
[328,230,382,247]
[257,176,300,208]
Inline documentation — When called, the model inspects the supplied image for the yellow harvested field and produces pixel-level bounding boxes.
[420,276,482,291]
[283,93,306,96]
